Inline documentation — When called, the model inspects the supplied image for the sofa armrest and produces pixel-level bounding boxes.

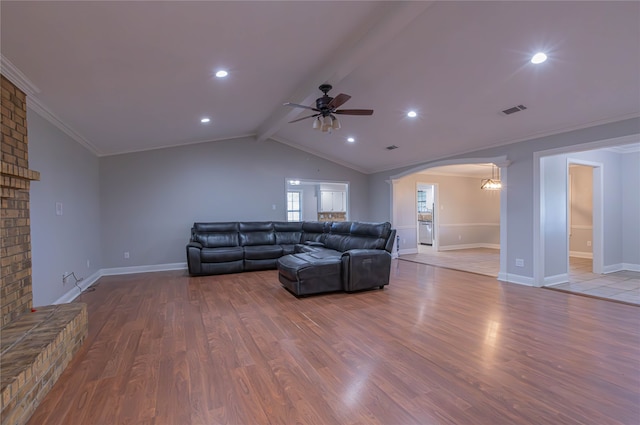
[186,241,203,275]
[187,241,203,249]
[385,229,397,253]
[341,249,392,292]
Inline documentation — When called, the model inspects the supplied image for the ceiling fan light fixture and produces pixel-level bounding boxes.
[284,84,374,133]
[321,116,332,132]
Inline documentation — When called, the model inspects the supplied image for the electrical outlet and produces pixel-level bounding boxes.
[124,252,130,259]
[87,259,91,268]
[458,235,462,240]
[587,241,592,247]
[515,259,524,267]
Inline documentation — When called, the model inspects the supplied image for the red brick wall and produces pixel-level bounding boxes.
[1,74,40,327]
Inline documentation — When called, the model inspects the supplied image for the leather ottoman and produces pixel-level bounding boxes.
[277,253,343,296]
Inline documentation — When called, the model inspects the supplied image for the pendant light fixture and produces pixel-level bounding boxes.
[481,165,502,190]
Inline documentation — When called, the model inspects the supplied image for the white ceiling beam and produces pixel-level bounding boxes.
[254,1,434,143]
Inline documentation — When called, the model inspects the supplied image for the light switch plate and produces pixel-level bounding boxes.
[55,202,63,216]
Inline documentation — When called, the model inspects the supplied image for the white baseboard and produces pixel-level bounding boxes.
[439,243,500,251]
[53,263,188,304]
[603,263,640,274]
[603,263,623,274]
[100,262,188,276]
[569,251,593,259]
[398,248,418,255]
[497,272,534,286]
[53,270,102,305]
[543,273,570,286]
[622,263,640,272]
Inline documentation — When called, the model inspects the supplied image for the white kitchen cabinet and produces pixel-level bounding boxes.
[320,191,345,212]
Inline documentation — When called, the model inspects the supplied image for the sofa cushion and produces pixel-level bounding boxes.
[274,221,303,245]
[201,246,244,263]
[277,253,341,281]
[306,248,342,259]
[192,222,240,248]
[239,222,276,246]
[281,244,296,255]
[325,221,391,251]
[193,222,239,232]
[301,221,329,243]
[324,221,353,251]
[244,245,283,260]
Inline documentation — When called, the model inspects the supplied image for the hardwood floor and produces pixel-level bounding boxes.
[27,261,639,425]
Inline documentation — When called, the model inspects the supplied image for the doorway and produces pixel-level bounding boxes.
[568,164,594,269]
[285,179,349,222]
[417,184,435,249]
[390,158,508,278]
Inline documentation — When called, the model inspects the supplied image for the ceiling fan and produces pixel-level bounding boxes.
[284,84,374,132]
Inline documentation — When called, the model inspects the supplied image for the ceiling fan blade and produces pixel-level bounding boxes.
[327,93,351,109]
[334,109,374,116]
[283,102,319,112]
[288,114,319,124]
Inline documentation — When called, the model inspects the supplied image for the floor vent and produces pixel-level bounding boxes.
[502,104,527,115]
[386,145,399,150]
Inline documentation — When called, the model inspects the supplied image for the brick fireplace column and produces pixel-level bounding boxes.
[1,74,40,327]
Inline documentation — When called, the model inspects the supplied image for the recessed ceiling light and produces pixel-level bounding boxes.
[200,118,211,123]
[407,111,417,118]
[347,137,355,143]
[215,70,228,78]
[530,52,547,64]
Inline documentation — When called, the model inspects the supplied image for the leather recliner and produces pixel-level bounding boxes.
[186,220,396,296]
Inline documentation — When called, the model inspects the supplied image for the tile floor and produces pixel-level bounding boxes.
[400,246,639,306]
[401,246,500,277]
[551,257,640,305]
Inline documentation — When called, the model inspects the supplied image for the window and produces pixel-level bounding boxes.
[287,191,301,222]
[417,190,428,212]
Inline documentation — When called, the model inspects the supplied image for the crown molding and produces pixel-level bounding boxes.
[0,54,40,96]
[26,96,100,155]
[1,55,100,155]
[604,143,640,154]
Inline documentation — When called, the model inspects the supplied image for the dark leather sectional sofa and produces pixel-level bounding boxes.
[186,221,396,296]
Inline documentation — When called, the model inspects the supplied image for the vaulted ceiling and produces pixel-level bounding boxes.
[2,1,639,173]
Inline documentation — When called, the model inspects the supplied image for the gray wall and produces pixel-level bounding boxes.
[368,117,640,280]
[556,148,637,270]
[569,165,593,256]
[26,109,639,305]
[622,151,640,265]
[28,110,102,306]
[391,172,499,251]
[541,154,568,278]
[99,137,369,268]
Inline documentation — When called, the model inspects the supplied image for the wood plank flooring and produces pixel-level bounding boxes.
[26,261,640,425]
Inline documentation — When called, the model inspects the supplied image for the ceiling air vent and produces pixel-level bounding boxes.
[502,104,527,115]
[386,145,399,150]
